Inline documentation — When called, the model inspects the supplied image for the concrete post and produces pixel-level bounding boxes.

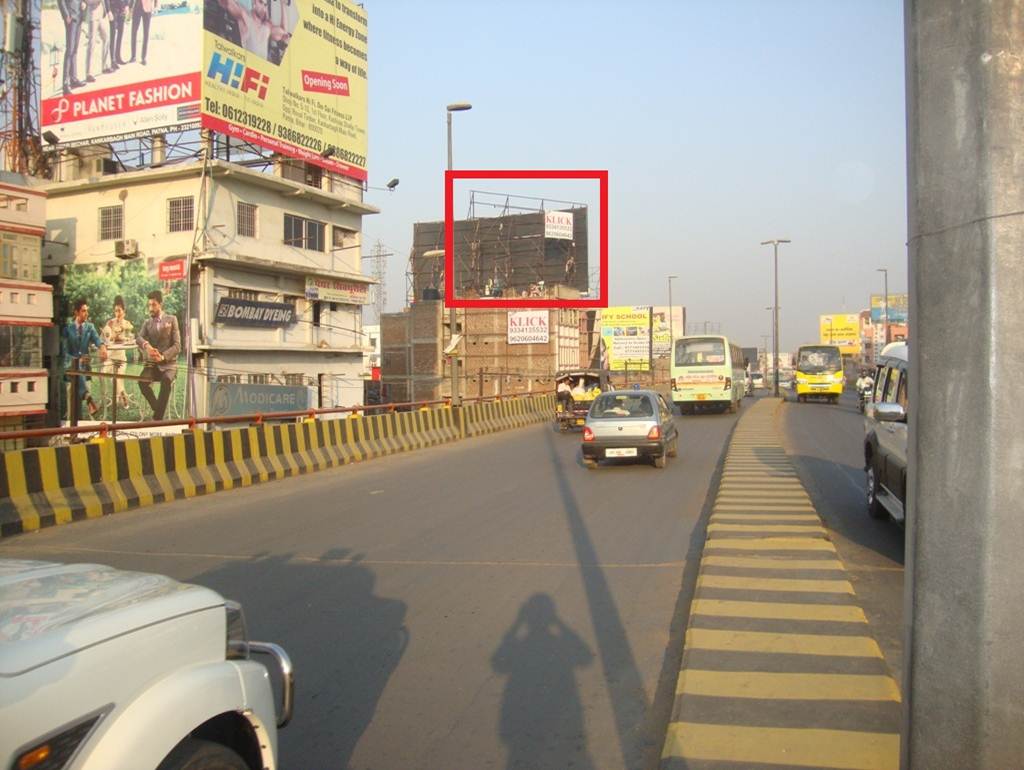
[904,2,1024,767]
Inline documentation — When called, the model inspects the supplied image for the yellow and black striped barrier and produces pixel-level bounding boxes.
[0,397,547,538]
[661,398,900,770]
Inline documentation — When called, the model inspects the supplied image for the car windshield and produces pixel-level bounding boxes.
[590,394,655,419]
[675,338,726,366]
[798,347,842,373]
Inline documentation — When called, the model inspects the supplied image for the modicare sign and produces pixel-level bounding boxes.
[214,297,296,327]
[508,310,550,345]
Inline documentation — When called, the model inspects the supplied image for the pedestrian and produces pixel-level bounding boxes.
[136,289,180,420]
[63,298,108,418]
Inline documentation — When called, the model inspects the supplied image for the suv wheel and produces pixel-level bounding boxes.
[157,739,249,770]
[866,462,886,520]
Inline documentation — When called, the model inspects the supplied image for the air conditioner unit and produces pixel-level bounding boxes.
[114,239,139,259]
[85,157,119,176]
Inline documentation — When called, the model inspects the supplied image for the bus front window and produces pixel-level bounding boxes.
[798,348,842,374]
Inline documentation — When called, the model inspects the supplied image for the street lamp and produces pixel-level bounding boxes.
[761,239,791,397]
[876,267,889,347]
[446,102,472,406]
[667,275,678,357]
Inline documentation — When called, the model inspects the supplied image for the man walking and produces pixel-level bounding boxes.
[63,299,108,418]
[136,289,180,420]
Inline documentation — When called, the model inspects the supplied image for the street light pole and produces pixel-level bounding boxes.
[446,102,472,406]
[761,239,791,397]
[876,267,889,347]
[667,274,678,355]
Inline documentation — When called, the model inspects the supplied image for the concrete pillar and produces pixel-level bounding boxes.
[904,2,1024,768]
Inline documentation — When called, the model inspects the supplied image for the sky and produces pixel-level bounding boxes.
[358,0,908,354]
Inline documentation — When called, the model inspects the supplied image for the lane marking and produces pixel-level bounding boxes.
[705,537,836,552]
[662,722,899,770]
[686,627,884,657]
[678,670,900,701]
[707,523,827,534]
[699,574,854,594]
[709,514,821,522]
[692,599,867,623]
[701,555,845,570]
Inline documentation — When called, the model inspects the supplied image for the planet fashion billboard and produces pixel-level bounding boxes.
[40,0,367,180]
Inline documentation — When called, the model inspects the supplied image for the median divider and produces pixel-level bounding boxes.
[660,397,901,770]
[0,396,540,539]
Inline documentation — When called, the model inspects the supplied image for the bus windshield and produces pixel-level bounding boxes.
[675,338,726,367]
[798,346,842,373]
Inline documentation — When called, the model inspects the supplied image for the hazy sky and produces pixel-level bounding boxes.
[359,0,908,353]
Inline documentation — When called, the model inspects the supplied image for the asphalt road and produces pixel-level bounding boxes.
[0,405,743,770]
[779,388,906,685]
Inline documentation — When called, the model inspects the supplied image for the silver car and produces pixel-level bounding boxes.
[581,389,679,469]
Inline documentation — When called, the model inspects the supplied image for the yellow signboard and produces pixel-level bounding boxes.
[600,306,651,371]
[819,314,861,355]
[201,0,368,181]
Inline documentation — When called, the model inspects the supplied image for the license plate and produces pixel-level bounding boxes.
[606,447,638,458]
[576,419,585,425]
[696,394,707,400]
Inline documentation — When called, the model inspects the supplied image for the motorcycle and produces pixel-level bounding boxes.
[858,380,874,413]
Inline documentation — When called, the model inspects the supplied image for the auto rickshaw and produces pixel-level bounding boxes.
[554,369,610,431]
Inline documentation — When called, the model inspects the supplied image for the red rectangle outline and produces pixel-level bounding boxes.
[444,169,608,309]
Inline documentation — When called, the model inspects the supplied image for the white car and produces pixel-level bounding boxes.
[1,560,293,770]
[751,372,765,389]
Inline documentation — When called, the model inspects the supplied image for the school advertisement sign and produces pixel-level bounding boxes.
[600,306,651,371]
[201,0,368,179]
[40,0,368,180]
[507,310,550,345]
[819,313,861,355]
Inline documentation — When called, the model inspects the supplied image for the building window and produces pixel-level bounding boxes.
[27,381,35,392]
[284,214,325,252]
[237,202,257,238]
[227,288,259,302]
[167,196,194,233]
[217,374,241,384]
[283,373,304,386]
[247,373,268,385]
[10,381,19,393]
[0,326,42,367]
[99,205,124,241]
[312,300,322,327]
[27,293,36,305]
[9,292,18,303]
[332,226,358,253]
[305,164,323,189]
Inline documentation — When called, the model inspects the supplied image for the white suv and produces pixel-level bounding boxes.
[863,342,908,523]
[1,560,293,770]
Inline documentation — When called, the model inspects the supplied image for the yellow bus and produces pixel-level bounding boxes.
[670,335,745,414]
[795,344,844,404]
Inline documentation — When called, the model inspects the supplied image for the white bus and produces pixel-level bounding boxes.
[670,335,745,414]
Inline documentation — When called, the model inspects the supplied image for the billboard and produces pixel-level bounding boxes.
[543,210,573,240]
[61,258,188,423]
[600,306,651,371]
[870,293,909,324]
[40,0,202,145]
[40,0,368,180]
[819,313,862,355]
[651,305,684,359]
[305,276,370,304]
[507,310,550,345]
[201,0,368,179]
[208,381,308,416]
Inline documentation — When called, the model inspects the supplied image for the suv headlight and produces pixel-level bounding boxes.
[225,600,249,660]
[14,706,111,770]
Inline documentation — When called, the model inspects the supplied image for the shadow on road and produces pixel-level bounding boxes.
[193,548,408,770]
[491,593,595,770]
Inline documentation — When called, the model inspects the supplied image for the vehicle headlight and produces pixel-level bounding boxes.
[797,378,808,385]
[15,706,111,770]
[834,373,844,382]
[225,600,249,659]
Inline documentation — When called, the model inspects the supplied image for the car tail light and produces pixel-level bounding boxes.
[583,427,594,442]
[724,377,732,390]
[647,425,661,440]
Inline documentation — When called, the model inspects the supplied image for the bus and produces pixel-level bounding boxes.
[794,344,844,403]
[670,335,745,414]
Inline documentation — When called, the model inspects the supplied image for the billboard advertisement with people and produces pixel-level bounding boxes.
[61,259,187,423]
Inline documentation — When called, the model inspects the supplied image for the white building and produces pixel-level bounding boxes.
[43,154,377,419]
[0,174,52,445]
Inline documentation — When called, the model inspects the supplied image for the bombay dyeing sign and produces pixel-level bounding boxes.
[507,311,550,345]
[215,298,296,327]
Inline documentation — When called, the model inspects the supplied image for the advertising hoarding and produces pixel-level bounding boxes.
[651,306,684,359]
[40,0,368,181]
[214,297,296,327]
[40,0,202,145]
[305,276,369,304]
[819,313,862,355]
[600,306,651,371]
[61,259,188,423]
[543,211,573,240]
[201,0,368,179]
[207,381,308,416]
[507,310,549,345]
[870,293,909,324]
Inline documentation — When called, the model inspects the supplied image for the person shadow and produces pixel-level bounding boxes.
[491,594,595,770]
[193,548,408,770]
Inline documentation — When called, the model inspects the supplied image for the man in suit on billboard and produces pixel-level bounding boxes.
[136,289,180,420]
[57,0,87,94]
[129,0,157,65]
[108,0,129,68]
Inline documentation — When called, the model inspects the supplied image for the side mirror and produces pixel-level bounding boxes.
[874,403,906,423]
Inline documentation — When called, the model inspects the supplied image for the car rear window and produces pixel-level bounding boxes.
[590,394,655,418]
